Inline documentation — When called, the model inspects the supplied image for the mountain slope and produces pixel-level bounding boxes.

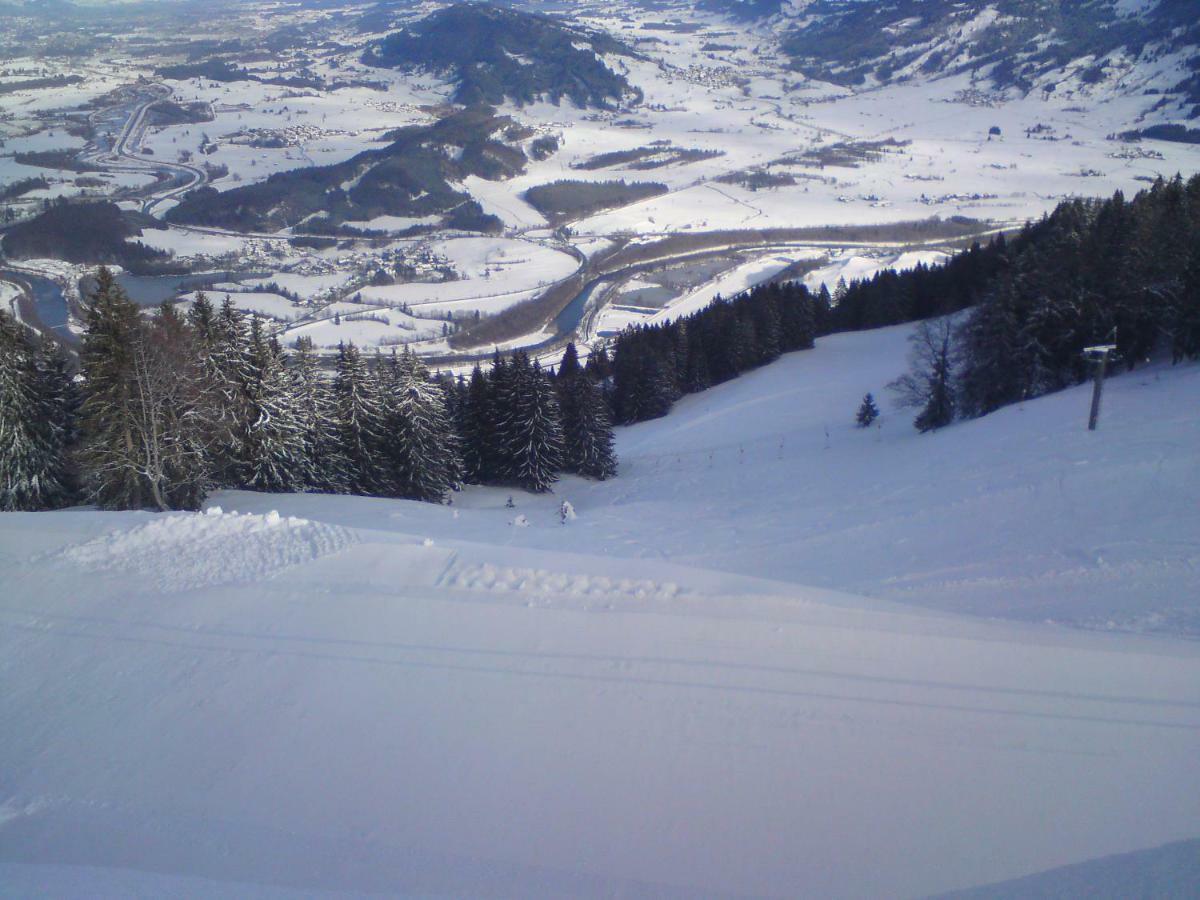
[363,2,641,109]
[1,319,1198,898]
[776,0,1199,124]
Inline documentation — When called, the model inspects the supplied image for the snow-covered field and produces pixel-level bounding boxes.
[357,236,580,317]
[2,320,1197,898]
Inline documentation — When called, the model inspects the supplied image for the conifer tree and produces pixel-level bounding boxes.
[1172,242,1200,362]
[291,336,346,492]
[487,350,517,479]
[461,364,495,483]
[556,342,616,480]
[0,312,72,510]
[77,267,149,509]
[890,318,957,433]
[855,393,880,428]
[377,349,460,502]
[583,343,611,383]
[814,283,833,334]
[333,341,386,494]
[243,315,307,493]
[500,354,562,493]
[558,342,582,381]
[564,373,617,480]
[203,295,256,486]
[143,304,214,510]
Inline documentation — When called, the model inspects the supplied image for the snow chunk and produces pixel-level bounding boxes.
[60,509,354,592]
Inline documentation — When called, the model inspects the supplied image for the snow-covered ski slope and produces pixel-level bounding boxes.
[2,321,1198,898]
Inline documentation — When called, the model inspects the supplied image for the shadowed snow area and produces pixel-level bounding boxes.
[931,837,1200,899]
[1,321,1198,898]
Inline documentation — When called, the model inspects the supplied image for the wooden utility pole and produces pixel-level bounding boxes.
[1082,343,1117,431]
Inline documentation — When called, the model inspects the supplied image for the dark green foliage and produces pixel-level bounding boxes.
[611,281,820,424]
[498,354,563,493]
[523,180,669,224]
[77,268,148,509]
[461,364,497,484]
[957,176,1200,418]
[572,145,723,171]
[841,174,1200,427]
[364,3,637,109]
[557,343,617,480]
[156,59,248,82]
[242,315,307,493]
[0,176,50,201]
[333,341,388,496]
[699,0,786,20]
[166,108,519,233]
[856,393,879,428]
[77,271,213,510]
[291,337,347,493]
[0,312,74,511]
[0,74,83,94]
[2,201,168,268]
[376,349,461,503]
[5,298,623,515]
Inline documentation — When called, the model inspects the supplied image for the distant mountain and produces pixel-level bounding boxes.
[363,2,641,109]
[778,0,1199,121]
[697,0,788,19]
[165,107,533,234]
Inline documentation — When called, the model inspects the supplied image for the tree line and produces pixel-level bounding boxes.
[0,269,615,513]
[608,175,1200,431]
[893,174,1200,431]
[606,278,824,425]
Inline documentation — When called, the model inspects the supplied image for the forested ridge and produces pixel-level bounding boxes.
[607,175,1200,430]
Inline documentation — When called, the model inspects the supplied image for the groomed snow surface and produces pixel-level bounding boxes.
[1,321,1198,898]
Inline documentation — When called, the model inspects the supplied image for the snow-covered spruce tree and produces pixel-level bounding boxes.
[889,317,957,433]
[77,267,149,509]
[242,315,307,493]
[500,353,563,493]
[333,341,387,495]
[0,311,73,510]
[194,295,256,487]
[855,393,879,428]
[377,348,461,503]
[34,334,80,480]
[291,336,347,493]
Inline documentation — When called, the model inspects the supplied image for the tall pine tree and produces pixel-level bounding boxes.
[0,312,73,510]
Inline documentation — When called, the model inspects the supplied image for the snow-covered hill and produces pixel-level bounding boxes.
[1,321,1198,897]
[707,0,1200,129]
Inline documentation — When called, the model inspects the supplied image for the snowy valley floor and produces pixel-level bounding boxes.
[1,322,1199,898]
